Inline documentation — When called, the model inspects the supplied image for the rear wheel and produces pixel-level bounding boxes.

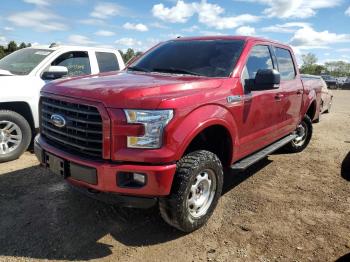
[284,115,312,153]
[159,150,223,232]
[0,110,32,163]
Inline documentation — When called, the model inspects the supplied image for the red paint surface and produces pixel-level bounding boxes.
[39,36,321,196]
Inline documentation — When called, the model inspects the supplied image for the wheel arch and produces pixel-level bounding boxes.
[171,105,238,167]
[0,102,35,133]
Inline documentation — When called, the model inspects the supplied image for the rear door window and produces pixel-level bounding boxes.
[51,51,91,77]
[96,52,120,73]
[273,47,296,80]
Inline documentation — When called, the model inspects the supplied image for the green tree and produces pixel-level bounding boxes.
[119,48,143,64]
[0,46,5,59]
[300,52,327,75]
[6,41,18,53]
[19,42,27,49]
[302,53,317,66]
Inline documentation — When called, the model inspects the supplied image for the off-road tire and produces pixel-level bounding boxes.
[284,115,312,153]
[159,150,223,232]
[0,110,32,163]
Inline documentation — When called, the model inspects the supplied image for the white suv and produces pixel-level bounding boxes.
[0,45,125,162]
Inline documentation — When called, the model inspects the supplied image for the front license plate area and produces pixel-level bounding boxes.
[46,153,67,177]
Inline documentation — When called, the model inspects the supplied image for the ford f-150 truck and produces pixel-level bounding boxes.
[34,36,321,232]
[0,45,125,162]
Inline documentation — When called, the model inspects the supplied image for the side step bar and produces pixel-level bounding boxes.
[231,134,297,171]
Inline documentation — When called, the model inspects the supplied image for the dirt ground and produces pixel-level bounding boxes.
[0,90,349,262]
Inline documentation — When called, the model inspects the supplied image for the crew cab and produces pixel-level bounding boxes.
[0,45,125,162]
[34,36,321,232]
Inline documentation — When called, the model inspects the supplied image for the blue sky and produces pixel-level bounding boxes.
[0,0,350,65]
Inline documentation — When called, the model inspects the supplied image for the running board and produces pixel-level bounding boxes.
[231,134,297,171]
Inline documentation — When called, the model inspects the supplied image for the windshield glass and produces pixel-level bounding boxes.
[130,40,245,77]
[0,48,53,75]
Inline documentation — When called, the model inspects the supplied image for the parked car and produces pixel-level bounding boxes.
[302,75,332,114]
[0,45,125,162]
[34,36,321,232]
[321,74,338,89]
[342,77,350,90]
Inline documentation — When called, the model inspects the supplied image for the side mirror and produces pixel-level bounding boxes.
[42,66,68,80]
[250,69,280,91]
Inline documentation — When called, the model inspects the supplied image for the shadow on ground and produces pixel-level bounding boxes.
[0,156,272,261]
[0,165,184,260]
[341,151,350,181]
[335,252,350,262]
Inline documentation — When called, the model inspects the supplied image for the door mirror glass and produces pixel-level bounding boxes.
[250,69,280,91]
[42,66,68,80]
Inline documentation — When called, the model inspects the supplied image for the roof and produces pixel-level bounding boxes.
[172,35,291,48]
[26,45,119,52]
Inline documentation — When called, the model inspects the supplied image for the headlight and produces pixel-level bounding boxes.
[124,109,174,149]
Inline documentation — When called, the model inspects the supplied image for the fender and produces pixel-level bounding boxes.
[167,104,239,163]
[301,88,316,120]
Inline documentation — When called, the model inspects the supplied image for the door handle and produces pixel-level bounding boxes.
[296,90,303,95]
[275,93,284,101]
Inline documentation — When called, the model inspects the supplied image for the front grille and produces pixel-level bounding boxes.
[41,97,103,158]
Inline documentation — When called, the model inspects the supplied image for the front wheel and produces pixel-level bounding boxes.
[159,150,223,232]
[284,115,312,153]
[0,110,32,163]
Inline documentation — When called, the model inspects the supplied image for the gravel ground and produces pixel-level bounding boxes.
[0,90,349,262]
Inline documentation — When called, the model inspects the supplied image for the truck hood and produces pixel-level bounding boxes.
[0,69,14,76]
[43,71,224,108]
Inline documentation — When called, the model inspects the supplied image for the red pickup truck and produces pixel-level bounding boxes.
[35,36,321,232]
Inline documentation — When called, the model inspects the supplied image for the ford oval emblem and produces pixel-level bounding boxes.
[50,114,66,128]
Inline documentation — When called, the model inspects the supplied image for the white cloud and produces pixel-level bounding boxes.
[261,22,310,33]
[23,0,50,6]
[68,34,96,45]
[4,27,14,31]
[115,38,142,48]
[200,31,224,36]
[79,18,105,26]
[8,10,67,32]
[152,0,260,29]
[182,25,199,32]
[236,26,256,36]
[95,30,115,36]
[123,22,148,32]
[0,35,7,45]
[91,2,122,19]
[149,22,169,29]
[152,1,196,23]
[346,6,350,16]
[241,0,341,19]
[290,25,350,49]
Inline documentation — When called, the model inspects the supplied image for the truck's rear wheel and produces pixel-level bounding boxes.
[159,150,223,232]
[284,115,312,153]
[0,110,32,163]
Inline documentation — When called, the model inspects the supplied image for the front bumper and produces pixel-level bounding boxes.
[34,135,176,200]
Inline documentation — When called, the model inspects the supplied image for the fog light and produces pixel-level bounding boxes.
[117,172,147,188]
[133,173,146,184]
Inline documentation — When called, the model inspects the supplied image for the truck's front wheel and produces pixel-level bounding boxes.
[0,110,32,163]
[159,150,223,232]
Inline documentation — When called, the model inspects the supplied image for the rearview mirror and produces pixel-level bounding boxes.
[250,69,280,91]
[42,66,68,80]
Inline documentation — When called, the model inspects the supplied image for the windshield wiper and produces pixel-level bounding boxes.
[152,67,202,76]
[127,66,150,72]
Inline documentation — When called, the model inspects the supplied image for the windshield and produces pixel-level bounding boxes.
[129,40,245,77]
[0,48,53,75]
